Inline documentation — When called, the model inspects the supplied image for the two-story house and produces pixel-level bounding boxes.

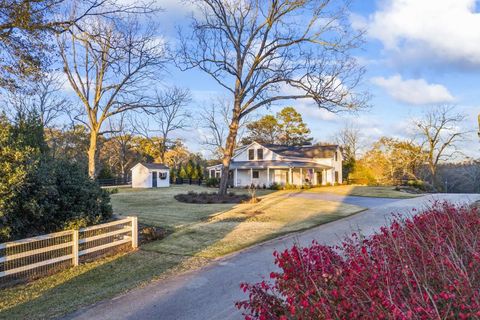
[207,141,343,187]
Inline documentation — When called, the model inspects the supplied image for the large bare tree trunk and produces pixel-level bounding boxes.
[88,129,98,179]
[219,114,240,196]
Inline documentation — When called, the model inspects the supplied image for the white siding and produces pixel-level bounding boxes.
[131,164,170,188]
[132,165,150,188]
[233,142,280,161]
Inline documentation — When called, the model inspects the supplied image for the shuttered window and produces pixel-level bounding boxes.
[248,149,255,160]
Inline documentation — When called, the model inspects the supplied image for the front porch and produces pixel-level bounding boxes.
[208,161,335,187]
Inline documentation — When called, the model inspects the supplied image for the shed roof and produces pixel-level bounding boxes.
[133,163,169,170]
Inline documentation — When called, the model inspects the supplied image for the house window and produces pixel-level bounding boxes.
[210,170,215,178]
[215,171,221,178]
[252,170,259,179]
[334,152,338,161]
[159,172,167,180]
[257,148,263,160]
[335,171,339,183]
[248,149,255,160]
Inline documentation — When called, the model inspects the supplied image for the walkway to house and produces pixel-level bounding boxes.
[65,193,480,320]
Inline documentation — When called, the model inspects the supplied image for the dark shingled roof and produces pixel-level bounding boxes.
[140,163,169,170]
[262,144,339,159]
[230,160,331,169]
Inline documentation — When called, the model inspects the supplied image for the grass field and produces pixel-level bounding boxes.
[0,185,369,319]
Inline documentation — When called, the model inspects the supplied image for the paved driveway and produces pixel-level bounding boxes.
[65,193,480,320]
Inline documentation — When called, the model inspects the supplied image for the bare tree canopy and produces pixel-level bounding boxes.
[177,0,367,194]
[1,73,70,127]
[0,0,157,89]
[334,122,362,161]
[199,96,251,159]
[133,87,191,163]
[58,16,169,178]
[414,105,469,190]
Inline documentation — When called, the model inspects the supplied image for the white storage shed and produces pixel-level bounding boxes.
[131,163,170,188]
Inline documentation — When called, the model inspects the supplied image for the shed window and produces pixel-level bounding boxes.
[159,172,168,180]
[252,170,259,179]
[248,149,255,160]
[257,148,263,160]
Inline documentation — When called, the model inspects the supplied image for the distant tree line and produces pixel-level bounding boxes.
[336,106,475,193]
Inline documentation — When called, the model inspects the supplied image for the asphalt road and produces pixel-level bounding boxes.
[65,193,480,320]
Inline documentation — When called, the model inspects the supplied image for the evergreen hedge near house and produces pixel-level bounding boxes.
[0,114,112,242]
[237,202,480,319]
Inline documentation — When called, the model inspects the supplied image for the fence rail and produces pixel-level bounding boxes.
[0,217,137,285]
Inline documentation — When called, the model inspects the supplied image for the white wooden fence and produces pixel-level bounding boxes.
[0,217,137,283]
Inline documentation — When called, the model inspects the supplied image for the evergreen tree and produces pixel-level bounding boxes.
[277,107,313,146]
[241,107,312,146]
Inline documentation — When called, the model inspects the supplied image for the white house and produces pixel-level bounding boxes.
[206,141,343,187]
[131,163,170,188]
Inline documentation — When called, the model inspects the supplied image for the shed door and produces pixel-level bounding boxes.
[152,171,157,187]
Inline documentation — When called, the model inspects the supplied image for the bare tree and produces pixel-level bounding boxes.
[103,114,138,180]
[199,96,251,159]
[334,123,362,161]
[133,87,191,163]
[177,0,367,194]
[0,0,157,89]
[58,17,169,178]
[414,105,469,190]
[2,73,70,128]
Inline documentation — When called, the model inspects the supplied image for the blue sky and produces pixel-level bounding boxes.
[123,1,480,158]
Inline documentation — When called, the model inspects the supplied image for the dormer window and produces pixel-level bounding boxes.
[248,149,255,160]
[257,148,263,160]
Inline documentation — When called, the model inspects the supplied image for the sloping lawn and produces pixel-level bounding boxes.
[306,185,420,199]
[0,185,364,319]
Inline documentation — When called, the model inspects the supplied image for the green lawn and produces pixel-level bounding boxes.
[0,185,364,319]
[306,185,420,199]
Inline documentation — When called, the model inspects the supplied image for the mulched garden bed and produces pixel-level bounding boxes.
[174,191,257,204]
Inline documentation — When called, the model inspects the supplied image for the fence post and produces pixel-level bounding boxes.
[72,230,79,266]
[131,216,138,249]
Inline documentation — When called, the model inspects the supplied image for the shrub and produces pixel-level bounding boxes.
[237,202,480,319]
[0,114,112,241]
[174,191,251,204]
[269,182,282,190]
[205,177,220,188]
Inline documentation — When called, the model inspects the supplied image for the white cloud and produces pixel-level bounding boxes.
[371,75,455,105]
[366,0,480,66]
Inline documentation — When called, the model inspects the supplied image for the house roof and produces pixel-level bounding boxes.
[262,143,339,159]
[134,163,169,170]
[229,160,331,169]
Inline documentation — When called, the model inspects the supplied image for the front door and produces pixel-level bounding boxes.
[152,171,158,188]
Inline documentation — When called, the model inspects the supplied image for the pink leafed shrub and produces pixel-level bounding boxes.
[236,202,480,319]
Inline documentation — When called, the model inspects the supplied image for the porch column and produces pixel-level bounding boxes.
[300,168,303,186]
[250,168,253,185]
[267,167,270,186]
[288,167,293,184]
[234,168,238,187]
[322,169,327,185]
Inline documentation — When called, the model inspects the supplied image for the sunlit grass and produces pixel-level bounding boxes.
[306,185,420,199]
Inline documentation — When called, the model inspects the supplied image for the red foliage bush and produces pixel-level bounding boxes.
[236,202,480,319]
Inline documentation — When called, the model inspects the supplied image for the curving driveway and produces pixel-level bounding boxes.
[65,193,480,320]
